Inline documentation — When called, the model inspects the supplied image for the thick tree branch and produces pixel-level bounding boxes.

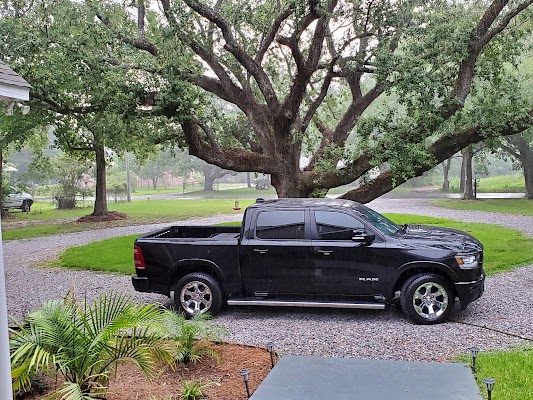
[137,0,146,38]
[479,0,533,47]
[183,0,280,111]
[340,110,533,203]
[500,142,521,159]
[256,5,294,64]
[449,0,532,111]
[182,119,273,173]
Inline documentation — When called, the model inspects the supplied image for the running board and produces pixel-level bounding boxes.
[227,299,385,310]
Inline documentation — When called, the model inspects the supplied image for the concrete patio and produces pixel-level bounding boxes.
[250,355,482,400]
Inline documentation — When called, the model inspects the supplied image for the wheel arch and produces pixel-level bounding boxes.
[168,259,225,293]
[392,262,456,299]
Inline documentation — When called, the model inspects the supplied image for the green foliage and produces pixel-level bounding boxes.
[10,292,172,399]
[52,154,93,209]
[180,379,217,400]
[160,312,225,365]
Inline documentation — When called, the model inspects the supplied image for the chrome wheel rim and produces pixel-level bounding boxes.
[412,282,449,320]
[180,280,213,315]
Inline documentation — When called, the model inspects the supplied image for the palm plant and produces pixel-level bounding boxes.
[10,292,171,399]
[160,312,225,365]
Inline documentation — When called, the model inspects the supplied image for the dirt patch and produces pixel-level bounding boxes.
[25,343,271,400]
[77,211,129,223]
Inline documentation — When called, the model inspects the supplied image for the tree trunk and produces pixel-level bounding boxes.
[92,142,108,216]
[247,172,251,188]
[152,176,158,190]
[201,163,233,191]
[461,146,475,200]
[525,158,533,199]
[459,156,465,193]
[442,158,451,191]
[203,173,216,191]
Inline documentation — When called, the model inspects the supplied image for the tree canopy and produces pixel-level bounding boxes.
[2,0,533,201]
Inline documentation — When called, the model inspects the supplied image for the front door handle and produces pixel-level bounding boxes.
[317,249,333,256]
[253,248,269,254]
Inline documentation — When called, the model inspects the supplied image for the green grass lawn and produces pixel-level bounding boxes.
[53,214,533,276]
[448,174,525,193]
[181,187,277,199]
[457,347,533,400]
[131,186,183,196]
[432,199,533,216]
[2,199,252,241]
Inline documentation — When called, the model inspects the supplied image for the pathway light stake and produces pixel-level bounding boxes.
[267,342,275,369]
[469,346,480,372]
[483,377,495,400]
[240,368,251,398]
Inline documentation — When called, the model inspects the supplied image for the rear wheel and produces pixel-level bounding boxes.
[21,200,31,212]
[400,273,454,325]
[173,272,224,318]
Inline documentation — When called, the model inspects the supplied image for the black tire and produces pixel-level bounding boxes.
[400,273,454,325]
[172,272,224,318]
[21,200,31,213]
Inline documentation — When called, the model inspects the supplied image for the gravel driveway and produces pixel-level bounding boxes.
[4,199,533,362]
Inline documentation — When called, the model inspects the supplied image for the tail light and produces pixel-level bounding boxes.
[133,245,146,269]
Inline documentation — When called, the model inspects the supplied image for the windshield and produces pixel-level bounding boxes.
[355,204,400,235]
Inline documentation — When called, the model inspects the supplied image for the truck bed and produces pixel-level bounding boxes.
[140,225,241,240]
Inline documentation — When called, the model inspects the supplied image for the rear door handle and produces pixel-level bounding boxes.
[317,249,333,256]
[253,249,269,254]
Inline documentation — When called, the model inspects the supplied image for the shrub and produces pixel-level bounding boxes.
[10,292,171,399]
[160,312,225,365]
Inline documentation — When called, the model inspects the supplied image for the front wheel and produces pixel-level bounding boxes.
[400,274,454,325]
[173,272,224,318]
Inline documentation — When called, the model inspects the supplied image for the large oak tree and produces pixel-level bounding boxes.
[82,0,533,201]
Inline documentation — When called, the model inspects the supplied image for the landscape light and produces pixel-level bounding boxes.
[266,342,275,369]
[483,377,495,400]
[469,346,480,372]
[240,368,251,398]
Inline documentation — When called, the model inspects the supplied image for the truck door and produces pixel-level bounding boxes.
[311,210,385,296]
[240,209,316,296]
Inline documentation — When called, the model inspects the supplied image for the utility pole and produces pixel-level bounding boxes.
[126,153,131,202]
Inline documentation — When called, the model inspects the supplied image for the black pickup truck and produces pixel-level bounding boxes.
[132,198,485,324]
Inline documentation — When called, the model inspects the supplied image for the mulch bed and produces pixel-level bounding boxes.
[24,343,272,400]
[77,211,129,223]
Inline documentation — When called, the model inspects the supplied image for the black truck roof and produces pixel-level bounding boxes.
[251,198,362,209]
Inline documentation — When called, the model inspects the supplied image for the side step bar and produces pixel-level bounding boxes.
[227,299,385,310]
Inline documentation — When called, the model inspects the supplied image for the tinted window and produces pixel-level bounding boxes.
[315,211,365,241]
[256,211,305,240]
[354,204,399,235]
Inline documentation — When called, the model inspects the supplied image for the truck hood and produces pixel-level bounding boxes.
[397,225,483,253]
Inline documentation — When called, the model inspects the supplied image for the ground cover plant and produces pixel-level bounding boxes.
[432,199,533,216]
[10,292,228,400]
[53,215,533,276]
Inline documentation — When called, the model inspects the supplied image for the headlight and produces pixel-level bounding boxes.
[455,254,479,269]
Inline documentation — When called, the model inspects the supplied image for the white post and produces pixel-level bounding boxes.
[0,219,13,400]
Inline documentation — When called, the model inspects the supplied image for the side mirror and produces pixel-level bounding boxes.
[352,231,375,244]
